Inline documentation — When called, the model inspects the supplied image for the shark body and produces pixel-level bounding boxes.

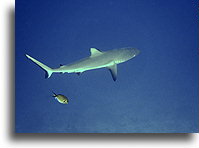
[26,47,140,81]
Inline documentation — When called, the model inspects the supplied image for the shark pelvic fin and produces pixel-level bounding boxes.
[76,72,81,76]
[90,48,103,57]
[108,64,117,81]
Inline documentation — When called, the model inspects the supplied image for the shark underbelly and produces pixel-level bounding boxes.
[60,57,114,73]
[71,64,105,73]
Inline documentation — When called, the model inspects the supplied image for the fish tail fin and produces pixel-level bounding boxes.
[52,91,56,97]
[25,54,53,78]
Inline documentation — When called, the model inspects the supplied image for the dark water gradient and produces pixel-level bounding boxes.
[16,0,198,133]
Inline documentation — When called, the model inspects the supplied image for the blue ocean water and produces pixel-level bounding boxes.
[16,0,198,133]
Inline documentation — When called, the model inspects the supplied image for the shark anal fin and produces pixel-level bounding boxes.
[108,64,117,81]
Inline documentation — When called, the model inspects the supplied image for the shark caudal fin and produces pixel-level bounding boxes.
[25,54,53,78]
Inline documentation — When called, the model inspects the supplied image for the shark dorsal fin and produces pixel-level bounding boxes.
[90,48,102,57]
[59,64,65,68]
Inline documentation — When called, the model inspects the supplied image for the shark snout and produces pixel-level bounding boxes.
[134,49,140,56]
[129,48,140,57]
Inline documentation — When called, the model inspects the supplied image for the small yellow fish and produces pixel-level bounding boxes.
[52,92,69,104]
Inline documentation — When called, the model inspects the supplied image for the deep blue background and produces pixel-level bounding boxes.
[16,0,198,133]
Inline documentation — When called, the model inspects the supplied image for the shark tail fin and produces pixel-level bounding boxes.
[25,54,53,78]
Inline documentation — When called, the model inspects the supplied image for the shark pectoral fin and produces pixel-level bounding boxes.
[108,64,117,81]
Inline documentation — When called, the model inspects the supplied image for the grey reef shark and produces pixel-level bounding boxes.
[26,47,140,81]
